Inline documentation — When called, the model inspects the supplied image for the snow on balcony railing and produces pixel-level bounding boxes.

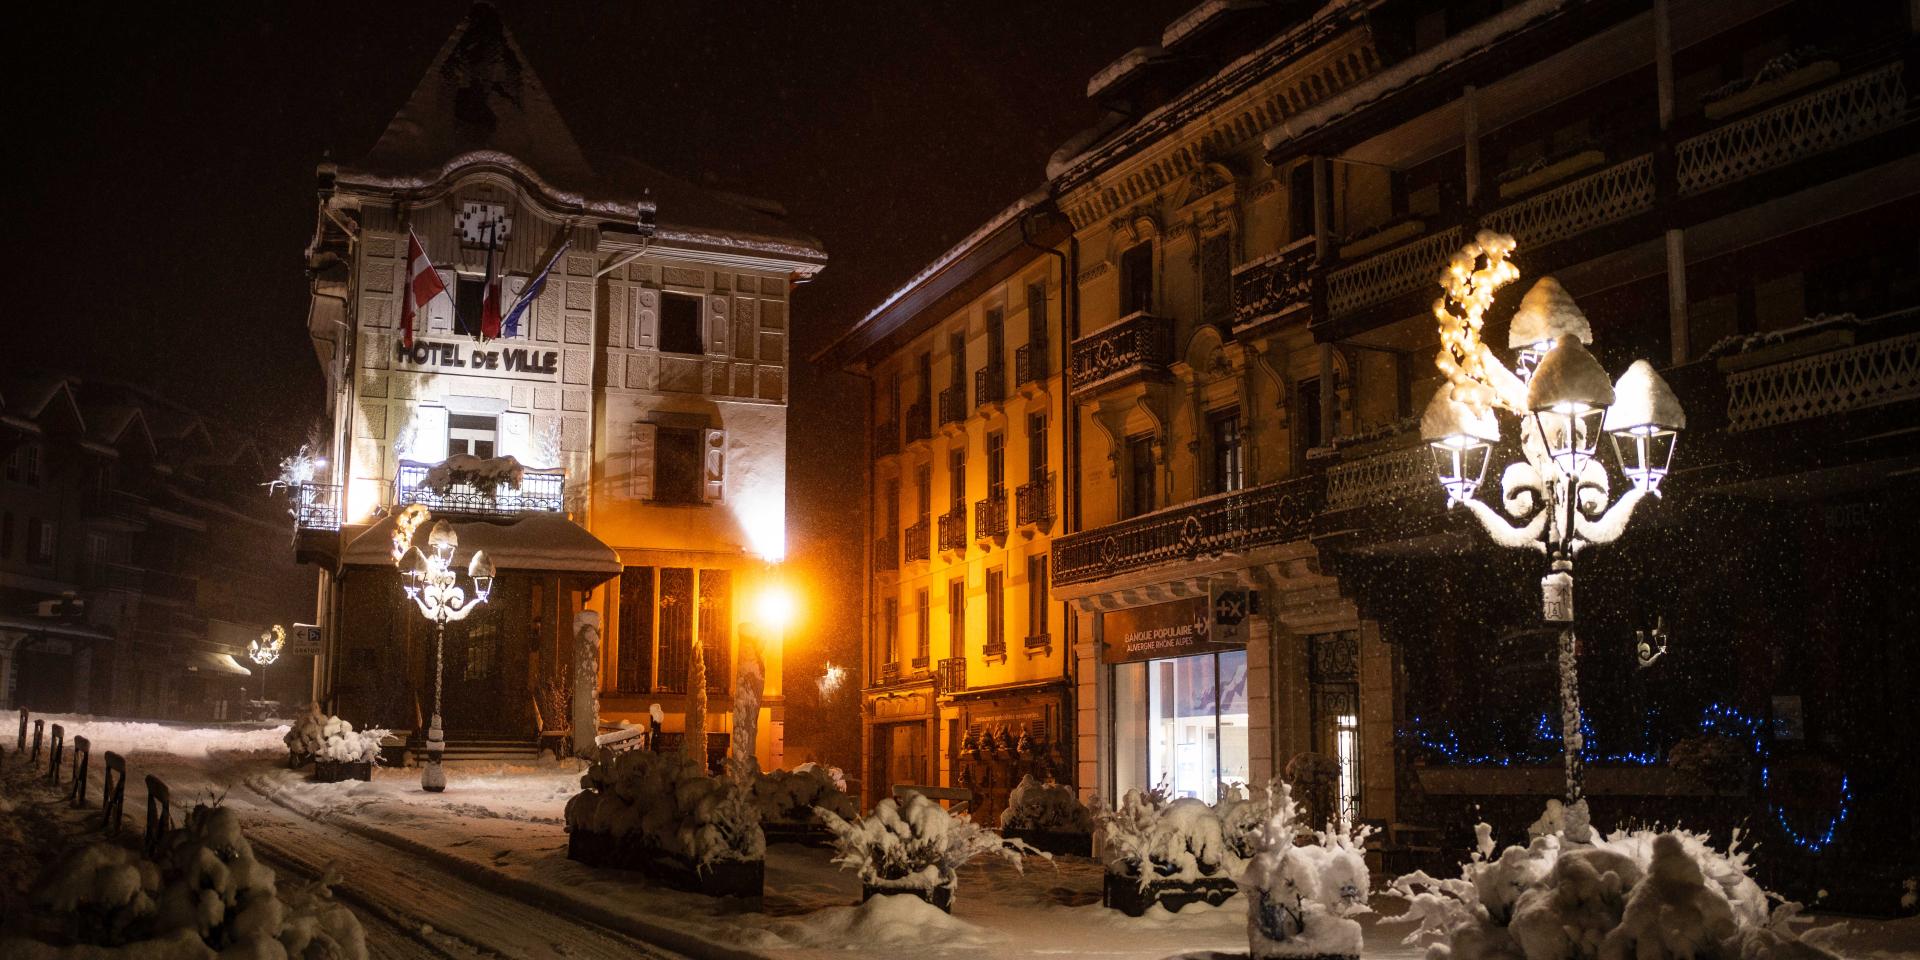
[1725,330,1920,432]
[1326,226,1461,318]
[291,482,341,532]
[1678,61,1908,196]
[1052,476,1321,587]
[1324,443,1435,512]
[1069,312,1172,397]
[1231,236,1316,331]
[1480,154,1654,251]
[394,461,565,516]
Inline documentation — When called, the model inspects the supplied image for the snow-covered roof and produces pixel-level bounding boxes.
[1087,46,1171,99]
[341,511,621,577]
[1161,0,1265,49]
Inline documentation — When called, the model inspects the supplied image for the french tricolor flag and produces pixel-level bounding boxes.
[400,227,450,349]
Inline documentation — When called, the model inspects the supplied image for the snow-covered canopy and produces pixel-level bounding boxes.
[1527,337,1615,412]
[1603,359,1687,431]
[1420,385,1500,443]
[342,512,620,577]
[1508,277,1592,348]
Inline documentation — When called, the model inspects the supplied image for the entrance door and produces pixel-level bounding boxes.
[439,576,530,738]
[872,722,928,796]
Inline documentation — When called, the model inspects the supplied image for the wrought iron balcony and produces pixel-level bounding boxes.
[1322,430,1436,513]
[1678,60,1908,196]
[880,662,901,685]
[976,364,1006,407]
[82,488,149,530]
[1231,237,1315,331]
[1052,476,1321,588]
[937,656,967,695]
[905,401,932,444]
[938,509,968,553]
[875,535,899,572]
[1069,312,1172,398]
[1016,475,1054,527]
[290,482,342,532]
[903,518,931,563]
[874,421,899,458]
[1016,341,1048,386]
[395,460,565,517]
[974,489,1008,542]
[938,385,966,426]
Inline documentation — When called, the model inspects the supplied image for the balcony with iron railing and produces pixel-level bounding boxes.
[875,535,899,573]
[903,517,932,563]
[975,364,1006,408]
[1052,476,1322,588]
[394,460,565,517]
[290,482,342,532]
[1016,474,1054,528]
[905,401,932,444]
[937,656,967,695]
[1016,341,1049,387]
[880,661,901,685]
[938,508,968,553]
[1069,312,1172,399]
[938,385,966,427]
[874,421,899,458]
[1321,424,1437,513]
[974,489,1008,542]
[1231,236,1316,332]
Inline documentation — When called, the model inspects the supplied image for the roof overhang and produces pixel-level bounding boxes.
[341,512,622,581]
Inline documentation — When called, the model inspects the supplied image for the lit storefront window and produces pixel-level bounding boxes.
[1113,649,1249,803]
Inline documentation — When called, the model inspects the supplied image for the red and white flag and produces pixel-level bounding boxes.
[400,227,450,349]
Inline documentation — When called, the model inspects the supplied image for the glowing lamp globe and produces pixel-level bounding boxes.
[1420,386,1499,507]
[1603,360,1686,496]
[427,520,457,564]
[1508,277,1594,385]
[468,550,495,602]
[1526,337,1614,478]
[402,547,429,598]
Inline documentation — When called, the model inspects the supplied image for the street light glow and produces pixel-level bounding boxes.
[754,580,797,633]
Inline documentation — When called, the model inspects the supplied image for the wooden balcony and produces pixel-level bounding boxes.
[1052,476,1321,588]
[905,401,932,444]
[1479,153,1654,253]
[937,656,967,695]
[1678,59,1908,196]
[1069,312,1172,399]
[1016,341,1048,386]
[976,364,1006,407]
[875,535,898,573]
[1322,428,1437,513]
[938,509,968,553]
[1725,328,1920,433]
[1016,475,1054,527]
[938,385,966,426]
[1231,236,1315,332]
[974,490,1009,542]
[903,518,931,563]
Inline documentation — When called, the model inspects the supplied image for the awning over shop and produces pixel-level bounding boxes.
[188,651,253,677]
[0,615,115,642]
[341,512,622,579]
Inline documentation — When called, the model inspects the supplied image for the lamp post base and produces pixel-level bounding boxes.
[422,718,446,792]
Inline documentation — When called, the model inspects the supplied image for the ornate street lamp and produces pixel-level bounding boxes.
[249,624,285,706]
[1419,233,1685,842]
[397,517,493,792]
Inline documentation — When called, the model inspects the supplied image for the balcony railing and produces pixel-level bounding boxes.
[905,401,932,444]
[1053,476,1321,587]
[976,364,1006,407]
[904,518,932,563]
[83,561,196,605]
[974,490,1009,541]
[938,385,966,426]
[1678,60,1908,196]
[1069,312,1172,397]
[290,482,342,532]
[875,535,899,572]
[874,421,899,458]
[1480,154,1654,252]
[880,662,901,685]
[1726,329,1920,432]
[938,509,968,553]
[1231,236,1316,330]
[1326,226,1462,318]
[1016,341,1048,386]
[937,656,967,695]
[1016,474,1054,527]
[82,489,149,528]
[395,461,565,516]
[1324,442,1435,512]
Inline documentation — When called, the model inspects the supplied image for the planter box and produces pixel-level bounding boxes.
[1498,149,1605,199]
[1003,827,1093,858]
[566,828,763,899]
[762,821,835,848]
[312,761,372,783]
[1101,869,1237,917]
[1337,219,1425,260]
[1704,60,1839,120]
[863,881,954,914]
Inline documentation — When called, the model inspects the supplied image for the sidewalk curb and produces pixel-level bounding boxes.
[245,774,774,960]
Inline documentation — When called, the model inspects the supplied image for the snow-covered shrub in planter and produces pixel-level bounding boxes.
[1095,787,1238,916]
[1240,780,1370,960]
[564,748,766,897]
[1389,809,1842,960]
[999,775,1094,857]
[284,708,386,781]
[1218,781,1295,862]
[818,792,1048,914]
[2,803,366,959]
[753,762,855,845]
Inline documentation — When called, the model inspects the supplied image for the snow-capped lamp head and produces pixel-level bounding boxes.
[1421,384,1500,507]
[427,520,457,565]
[467,550,495,603]
[1603,360,1686,496]
[1526,336,1614,479]
[401,547,429,599]
[1508,277,1593,385]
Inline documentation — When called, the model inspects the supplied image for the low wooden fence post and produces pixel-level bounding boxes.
[30,718,43,764]
[102,752,127,835]
[143,775,172,859]
[15,707,25,752]
[69,735,91,807]
[46,724,65,785]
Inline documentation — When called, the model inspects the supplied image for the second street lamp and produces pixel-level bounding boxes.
[397,517,493,792]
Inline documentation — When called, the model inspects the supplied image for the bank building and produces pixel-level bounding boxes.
[290,5,824,765]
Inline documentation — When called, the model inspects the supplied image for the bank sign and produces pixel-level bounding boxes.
[393,338,560,381]
[1101,584,1253,665]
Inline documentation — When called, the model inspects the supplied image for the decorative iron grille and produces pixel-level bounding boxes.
[874,422,899,458]
[937,657,967,695]
[1016,341,1048,386]
[291,482,341,531]
[974,491,1008,541]
[875,535,899,572]
[1069,312,1172,397]
[1016,475,1054,527]
[906,401,932,443]
[1324,443,1435,512]
[1480,154,1654,251]
[938,510,968,553]
[1052,476,1321,587]
[976,364,1006,407]
[1326,226,1462,318]
[1231,236,1316,331]
[394,462,565,516]
[904,518,932,563]
[938,385,966,426]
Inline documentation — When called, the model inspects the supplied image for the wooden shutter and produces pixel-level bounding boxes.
[411,405,449,464]
[630,422,657,501]
[701,428,725,502]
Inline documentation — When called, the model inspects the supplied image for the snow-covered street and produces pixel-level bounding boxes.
[7,716,1917,960]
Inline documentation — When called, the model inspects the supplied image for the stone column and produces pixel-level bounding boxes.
[571,610,601,757]
[1072,604,1102,805]
[1245,612,1277,786]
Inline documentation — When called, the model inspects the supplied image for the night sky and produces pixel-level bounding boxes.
[5,1,1192,763]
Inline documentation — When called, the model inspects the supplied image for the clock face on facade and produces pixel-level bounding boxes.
[455,201,513,247]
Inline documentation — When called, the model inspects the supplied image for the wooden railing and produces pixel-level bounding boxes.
[938,509,968,553]
[975,490,1009,541]
[1069,312,1172,397]
[1016,475,1054,527]
[1678,60,1908,195]
[1726,329,1920,432]
[1480,154,1655,251]
[1231,236,1315,331]
[1326,227,1461,318]
[904,518,931,563]
[1016,341,1048,386]
[1052,476,1321,587]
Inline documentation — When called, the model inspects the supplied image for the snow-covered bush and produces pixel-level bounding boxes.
[5,804,365,959]
[565,748,764,867]
[421,453,525,496]
[1389,809,1840,960]
[817,792,1046,898]
[284,709,386,765]
[1218,781,1295,860]
[1095,787,1233,887]
[754,762,856,826]
[1240,780,1371,959]
[999,775,1093,834]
